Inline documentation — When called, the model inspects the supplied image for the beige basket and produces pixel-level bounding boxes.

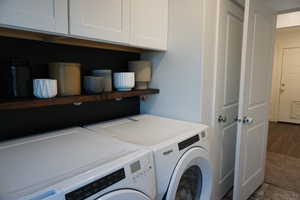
[48,63,81,96]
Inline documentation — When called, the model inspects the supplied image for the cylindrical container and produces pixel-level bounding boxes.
[33,79,57,99]
[92,69,112,92]
[113,72,135,91]
[84,76,104,94]
[0,58,32,98]
[128,61,152,89]
[48,63,81,96]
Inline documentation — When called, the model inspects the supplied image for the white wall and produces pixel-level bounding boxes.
[140,0,203,123]
[141,0,220,199]
[277,11,300,28]
[270,27,300,121]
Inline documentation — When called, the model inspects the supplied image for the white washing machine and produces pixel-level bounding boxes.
[0,127,156,200]
[85,115,213,200]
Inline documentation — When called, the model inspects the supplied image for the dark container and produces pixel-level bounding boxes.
[0,58,32,98]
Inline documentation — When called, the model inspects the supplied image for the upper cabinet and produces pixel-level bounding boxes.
[0,0,168,51]
[130,0,168,50]
[69,0,130,44]
[0,0,68,34]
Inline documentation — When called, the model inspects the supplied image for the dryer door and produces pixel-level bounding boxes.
[97,189,151,200]
[165,147,213,200]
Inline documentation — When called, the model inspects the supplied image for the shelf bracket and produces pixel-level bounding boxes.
[140,95,149,101]
[73,102,83,106]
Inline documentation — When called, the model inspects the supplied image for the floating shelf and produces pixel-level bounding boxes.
[0,27,151,53]
[0,89,159,110]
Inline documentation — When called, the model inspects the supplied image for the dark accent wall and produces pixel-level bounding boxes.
[0,36,141,141]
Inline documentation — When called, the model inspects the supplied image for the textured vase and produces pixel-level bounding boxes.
[33,79,57,99]
[113,72,135,91]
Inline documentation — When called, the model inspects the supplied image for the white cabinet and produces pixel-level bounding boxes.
[69,0,168,50]
[69,0,130,44]
[130,0,168,50]
[0,0,68,34]
[0,0,168,50]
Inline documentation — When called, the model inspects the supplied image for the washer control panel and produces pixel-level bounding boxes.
[65,168,125,200]
[131,156,153,183]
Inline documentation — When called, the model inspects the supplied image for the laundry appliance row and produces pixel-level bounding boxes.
[0,115,213,200]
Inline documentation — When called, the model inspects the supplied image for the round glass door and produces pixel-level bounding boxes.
[97,189,151,200]
[165,147,212,200]
[175,166,202,200]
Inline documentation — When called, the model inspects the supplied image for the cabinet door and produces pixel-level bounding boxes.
[0,0,68,34]
[69,0,130,44]
[130,0,168,50]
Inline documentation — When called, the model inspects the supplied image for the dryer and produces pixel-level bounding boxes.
[0,127,156,200]
[85,115,213,200]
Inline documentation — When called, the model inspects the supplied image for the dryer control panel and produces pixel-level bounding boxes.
[178,134,200,151]
[131,155,154,185]
[65,169,125,200]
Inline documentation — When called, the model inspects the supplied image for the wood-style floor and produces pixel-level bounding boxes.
[265,122,300,195]
[267,122,300,158]
[222,183,300,200]
[222,122,300,200]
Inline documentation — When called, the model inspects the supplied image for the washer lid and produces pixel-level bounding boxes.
[0,127,138,199]
[86,115,207,146]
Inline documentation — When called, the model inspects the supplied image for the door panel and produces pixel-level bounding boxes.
[69,0,130,44]
[278,48,300,123]
[249,15,271,106]
[245,124,265,180]
[233,0,275,199]
[130,0,168,50]
[225,16,244,106]
[215,0,243,198]
[222,123,237,178]
[0,0,68,34]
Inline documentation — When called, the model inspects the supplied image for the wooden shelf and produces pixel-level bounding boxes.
[0,27,153,53]
[0,89,159,110]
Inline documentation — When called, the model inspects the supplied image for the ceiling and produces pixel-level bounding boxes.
[233,0,300,13]
[266,0,300,13]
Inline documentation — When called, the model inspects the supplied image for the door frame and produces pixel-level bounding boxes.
[270,26,300,122]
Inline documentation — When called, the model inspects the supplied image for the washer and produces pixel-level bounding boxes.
[85,115,213,200]
[0,127,156,200]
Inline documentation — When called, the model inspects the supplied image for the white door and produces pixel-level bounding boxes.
[215,0,243,198]
[278,47,300,124]
[233,0,275,200]
[0,0,68,34]
[97,189,150,200]
[130,0,168,50]
[69,0,130,44]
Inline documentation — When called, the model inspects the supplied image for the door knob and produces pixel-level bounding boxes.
[280,83,286,93]
[242,116,254,124]
[218,115,227,123]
